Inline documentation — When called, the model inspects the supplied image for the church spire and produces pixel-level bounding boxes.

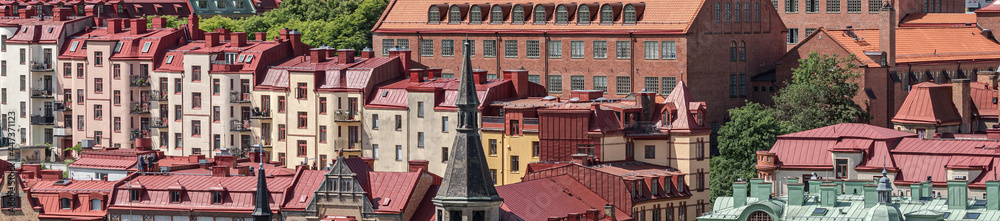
[432,40,503,221]
[251,155,273,221]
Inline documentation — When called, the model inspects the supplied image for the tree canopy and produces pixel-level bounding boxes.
[145,15,187,29]
[709,102,787,201]
[198,0,388,49]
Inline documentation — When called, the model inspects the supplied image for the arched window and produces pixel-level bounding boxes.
[739,41,747,61]
[748,211,773,221]
[601,5,613,23]
[623,5,636,24]
[490,5,503,23]
[534,5,546,24]
[513,5,525,23]
[449,5,461,23]
[556,5,568,23]
[724,2,731,22]
[734,2,741,23]
[470,6,482,23]
[715,3,721,22]
[91,199,102,211]
[754,2,761,22]
[745,2,751,22]
[578,5,590,24]
[730,41,738,61]
[428,6,440,24]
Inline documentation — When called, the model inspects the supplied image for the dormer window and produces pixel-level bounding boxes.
[429,6,441,24]
[169,191,181,203]
[224,52,238,64]
[470,6,482,24]
[665,178,673,194]
[600,5,613,23]
[624,5,637,24]
[555,5,568,23]
[490,5,503,23]
[91,199,102,211]
[129,189,141,201]
[651,179,659,195]
[512,5,525,23]
[677,176,686,192]
[60,198,71,209]
[578,5,590,24]
[449,5,461,24]
[533,5,546,24]
[211,191,223,204]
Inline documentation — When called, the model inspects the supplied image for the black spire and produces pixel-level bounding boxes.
[251,160,272,221]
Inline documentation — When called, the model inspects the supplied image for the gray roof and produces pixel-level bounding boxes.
[701,195,1000,221]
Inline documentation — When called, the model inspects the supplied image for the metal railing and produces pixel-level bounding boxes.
[130,102,150,114]
[482,116,504,124]
[250,108,271,119]
[151,118,169,128]
[29,115,54,125]
[54,102,71,112]
[130,129,149,140]
[230,120,251,132]
[149,90,168,101]
[334,110,360,122]
[523,118,539,125]
[30,61,52,71]
[129,75,150,87]
[230,92,251,103]
[624,121,665,135]
[30,88,53,98]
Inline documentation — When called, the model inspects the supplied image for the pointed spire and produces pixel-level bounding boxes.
[251,151,272,221]
[455,40,479,109]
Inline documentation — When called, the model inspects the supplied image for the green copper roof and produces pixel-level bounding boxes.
[701,195,1000,221]
[189,0,257,16]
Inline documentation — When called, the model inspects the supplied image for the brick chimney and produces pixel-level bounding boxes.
[361,157,375,170]
[338,49,355,64]
[360,47,374,59]
[989,128,1000,140]
[53,7,69,21]
[409,68,426,82]
[150,17,167,28]
[254,32,267,41]
[408,160,429,172]
[107,18,122,34]
[570,153,590,166]
[18,8,32,19]
[473,69,488,84]
[288,29,305,55]
[231,32,247,47]
[879,1,896,67]
[585,209,599,221]
[397,49,412,72]
[188,13,204,40]
[212,166,230,177]
[215,155,236,167]
[428,68,442,79]
[130,18,147,35]
[309,48,327,64]
[953,78,972,133]
[977,71,999,89]
[206,32,219,47]
[636,90,656,122]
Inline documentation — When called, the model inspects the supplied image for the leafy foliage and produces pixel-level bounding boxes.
[198,0,388,49]
[710,102,787,201]
[771,52,871,133]
[145,15,188,29]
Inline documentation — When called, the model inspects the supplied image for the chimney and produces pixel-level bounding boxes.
[407,160,429,172]
[231,32,247,47]
[732,180,748,207]
[506,69,529,98]
[279,28,289,40]
[40,170,63,181]
[604,204,616,221]
[53,7,68,21]
[310,48,327,63]
[150,17,167,28]
[360,47,374,59]
[570,153,590,166]
[787,180,804,205]
[409,68,426,83]
[252,32,265,41]
[206,32,219,47]
[338,49,355,64]
[976,71,998,89]
[750,179,772,200]
[953,78,972,133]
[361,157,375,170]
[878,2,896,67]
[215,28,231,41]
[922,177,933,199]
[288,30,305,55]
[566,213,580,221]
[108,18,123,34]
[636,90,656,122]
[189,154,206,163]
[863,184,878,208]
[987,180,1000,210]
[428,68,442,79]
[188,14,204,40]
[212,166,231,177]
[397,49,412,72]
[473,69,488,84]
[820,182,838,207]
[216,155,236,167]
[130,18,147,35]
[989,128,1000,140]
[910,183,923,200]
[948,180,969,209]
[18,8,31,19]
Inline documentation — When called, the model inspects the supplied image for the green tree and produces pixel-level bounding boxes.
[709,102,787,201]
[771,51,870,133]
[145,15,187,28]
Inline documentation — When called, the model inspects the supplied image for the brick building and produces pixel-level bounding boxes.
[372,0,788,131]
[0,0,270,18]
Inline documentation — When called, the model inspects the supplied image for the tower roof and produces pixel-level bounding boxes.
[455,40,480,108]
[251,161,273,219]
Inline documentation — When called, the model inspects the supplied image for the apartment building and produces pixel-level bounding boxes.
[55,17,186,156]
[372,0,788,130]
[0,0,269,18]
[150,24,301,158]
[252,40,398,169]
[0,9,90,149]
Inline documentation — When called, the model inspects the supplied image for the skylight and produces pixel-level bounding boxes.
[237,54,246,63]
[244,54,254,63]
[965,213,981,219]
[811,208,828,216]
[974,200,987,207]
[69,41,79,52]
[114,42,123,53]
[166,55,174,64]
[47,27,53,33]
[381,90,388,97]
[141,42,152,53]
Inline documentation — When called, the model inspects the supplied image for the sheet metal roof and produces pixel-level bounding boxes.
[892,82,963,125]
[497,175,626,220]
[778,123,916,140]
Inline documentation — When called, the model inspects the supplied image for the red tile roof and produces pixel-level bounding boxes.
[59,24,186,63]
[28,179,119,220]
[977,1,1000,12]
[368,171,423,213]
[892,82,963,125]
[156,36,295,75]
[819,26,1000,66]
[367,78,514,109]
[899,13,976,27]
[497,175,626,221]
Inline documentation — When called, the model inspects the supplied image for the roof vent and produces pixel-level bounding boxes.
[53,179,72,186]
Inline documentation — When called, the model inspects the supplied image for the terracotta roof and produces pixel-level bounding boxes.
[778,123,916,139]
[374,0,702,34]
[820,26,1000,66]
[892,82,963,125]
[661,81,709,132]
[497,175,626,220]
[899,13,976,27]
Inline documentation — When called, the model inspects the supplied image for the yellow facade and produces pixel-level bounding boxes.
[482,130,540,186]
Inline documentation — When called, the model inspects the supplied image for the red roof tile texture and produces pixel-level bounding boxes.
[821,26,1000,66]
[899,13,976,26]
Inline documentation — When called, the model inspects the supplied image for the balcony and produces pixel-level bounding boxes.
[130,75,150,87]
[30,89,53,99]
[230,92,251,103]
[30,61,53,72]
[54,127,72,137]
[250,108,271,119]
[54,102,71,112]
[230,120,251,132]
[335,139,361,149]
[624,121,666,136]
[30,115,54,125]
[130,129,150,140]
[130,102,150,114]
[151,118,169,128]
[150,90,168,101]
[334,110,360,122]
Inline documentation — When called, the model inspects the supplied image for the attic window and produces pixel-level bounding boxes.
[69,41,79,52]
[237,54,246,63]
[974,200,987,206]
[211,191,223,204]
[812,208,828,216]
[114,42,123,53]
[381,90,388,97]
[141,42,152,53]
[129,189,141,201]
[165,55,174,64]
[965,213,981,219]
[21,27,26,33]
[47,27,53,33]
[993,97,997,104]
[169,191,181,203]
[60,198,71,209]
[943,212,952,219]
[244,54,254,63]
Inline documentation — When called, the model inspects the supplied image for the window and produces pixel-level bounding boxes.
[141,42,152,53]
[19,48,24,64]
[94,51,103,66]
[786,0,798,12]
[94,105,103,120]
[418,132,425,147]
[600,5,614,23]
[556,5,568,23]
[0,35,5,51]
[490,6,503,23]
[77,63,84,78]
[298,112,308,128]
[449,5,461,23]
[19,75,24,91]
[836,159,849,178]
[616,76,631,94]
[278,96,286,112]
[175,133,183,148]
[548,75,562,93]
[296,140,307,156]
[77,89,84,104]
[489,139,497,155]
[806,0,819,12]
[725,2,732,22]
[211,192,223,204]
[715,2,722,22]
[319,126,328,143]
[593,41,608,59]
[175,105,182,121]
[529,75,541,84]
[0,89,4,103]
[170,191,181,203]
[442,116,449,131]
[382,39,395,56]
[189,66,202,82]
[526,40,540,58]
[746,2,752,22]
[787,28,799,44]
[417,102,425,117]
[318,97,327,114]
[568,41,585,59]
[678,176,686,192]
[578,5,591,24]
[662,77,677,94]
[442,39,454,57]
[192,93,202,109]
[662,41,676,59]
[510,156,520,172]
[570,75,585,90]
[442,147,449,162]
[174,78,182,94]
[373,144,379,159]
[421,39,434,57]
[114,117,121,132]
[848,0,861,12]
[739,41,747,61]
[78,115,84,130]
[95,78,103,93]
[504,40,518,58]
[548,40,562,58]
[213,79,220,95]
[372,114,379,129]
[428,6,440,23]
[295,83,307,99]
[192,121,201,136]
[513,5,525,23]
[624,5,637,23]
[395,115,402,130]
[644,145,656,159]
[735,2,741,22]
[213,135,220,150]
[390,145,401,160]
[594,76,608,92]
[61,198,71,209]
[530,141,540,157]
[645,77,659,93]
[470,6,482,23]
[616,41,630,59]
[869,0,881,12]
[278,124,286,140]
[534,5,546,24]
[644,41,659,59]
[484,40,496,57]
[730,41,738,61]
[755,2,762,22]
[730,74,738,97]
[91,199,102,211]
[114,42,123,53]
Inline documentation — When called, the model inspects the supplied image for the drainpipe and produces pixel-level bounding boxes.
[416,31,421,64]
[630,32,635,94]
[495,32,501,79]
[543,31,549,93]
